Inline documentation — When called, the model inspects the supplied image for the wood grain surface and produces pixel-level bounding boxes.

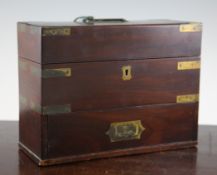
[18,21,202,64]
[1,122,217,175]
[18,20,202,166]
[47,103,198,159]
[42,57,200,110]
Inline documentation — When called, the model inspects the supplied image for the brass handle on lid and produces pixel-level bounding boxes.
[74,16,127,24]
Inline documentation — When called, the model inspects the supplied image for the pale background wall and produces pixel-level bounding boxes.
[0,0,216,124]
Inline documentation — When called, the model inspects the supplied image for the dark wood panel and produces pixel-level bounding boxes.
[19,111,42,157]
[43,57,200,111]
[17,23,41,63]
[42,25,201,64]
[19,58,41,104]
[19,57,43,158]
[47,103,198,159]
[18,22,201,64]
[2,122,217,175]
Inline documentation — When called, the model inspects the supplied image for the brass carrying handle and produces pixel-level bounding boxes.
[74,16,127,24]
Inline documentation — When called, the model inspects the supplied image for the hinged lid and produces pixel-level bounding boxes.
[18,18,202,64]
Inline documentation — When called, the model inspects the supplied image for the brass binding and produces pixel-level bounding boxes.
[177,61,200,70]
[179,23,202,32]
[176,94,199,103]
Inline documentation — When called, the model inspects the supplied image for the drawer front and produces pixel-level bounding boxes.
[47,103,198,159]
[42,57,200,112]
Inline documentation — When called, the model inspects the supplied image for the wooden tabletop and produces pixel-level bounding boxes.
[0,121,217,175]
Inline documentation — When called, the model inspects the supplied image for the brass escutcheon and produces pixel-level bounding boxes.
[122,65,132,81]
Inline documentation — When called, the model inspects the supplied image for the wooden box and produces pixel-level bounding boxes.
[18,17,202,166]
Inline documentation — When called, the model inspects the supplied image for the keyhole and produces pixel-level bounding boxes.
[122,65,132,81]
[125,69,129,76]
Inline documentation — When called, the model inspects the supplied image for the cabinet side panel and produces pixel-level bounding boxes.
[19,57,43,158]
[17,23,41,63]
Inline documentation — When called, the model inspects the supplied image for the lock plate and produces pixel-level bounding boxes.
[122,65,132,81]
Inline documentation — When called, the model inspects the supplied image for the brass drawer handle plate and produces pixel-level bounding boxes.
[106,120,145,142]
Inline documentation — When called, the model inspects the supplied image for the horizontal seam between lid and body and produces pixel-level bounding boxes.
[41,101,199,115]
[19,55,201,65]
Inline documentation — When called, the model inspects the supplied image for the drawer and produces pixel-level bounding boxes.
[42,57,200,111]
[46,103,198,159]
